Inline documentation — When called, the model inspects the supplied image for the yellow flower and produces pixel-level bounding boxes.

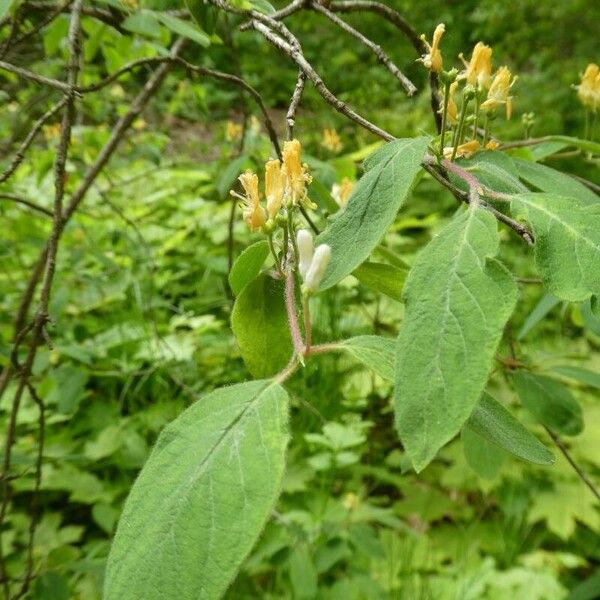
[43,123,61,140]
[481,66,515,118]
[132,118,146,131]
[265,159,285,218]
[443,140,481,159]
[484,140,500,150]
[419,23,445,73]
[225,121,243,142]
[331,178,354,207]
[446,81,459,124]
[576,63,600,112]
[321,128,343,153]
[461,42,493,89]
[282,139,312,205]
[236,170,266,231]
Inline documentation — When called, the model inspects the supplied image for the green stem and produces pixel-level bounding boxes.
[473,96,480,141]
[268,233,281,274]
[483,114,490,146]
[584,110,590,140]
[439,82,451,155]
[451,97,470,161]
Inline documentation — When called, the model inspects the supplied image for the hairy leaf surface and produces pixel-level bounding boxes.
[316,137,430,290]
[466,393,554,465]
[394,206,517,471]
[352,261,407,300]
[104,380,289,600]
[511,193,600,302]
[229,240,270,296]
[513,371,583,436]
[231,274,292,377]
[339,335,395,381]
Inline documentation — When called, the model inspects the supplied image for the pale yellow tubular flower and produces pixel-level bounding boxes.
[321,128,343,153]
[443,139,481,159]
[237,170,266,231]
[282,139,312,205]
[225,121,243,142]
[331,178,354,207]
[462,42,493,88]
[446,81,459,124]
[481,67,515,118]
[265,159,286,218]
[419,23,445,73]
[484,140,500,150]
[576,63,600,112]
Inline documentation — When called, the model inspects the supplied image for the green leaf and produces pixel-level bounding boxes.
[511,193,600,302]
[248,0,276,14]
[394,206,517,471]
[512,371,584,436]
[551,365,600,390]
[461,427,507,479]
[104,380,289,600]
[455,151,528,194]
[289,546,318,599]
[229,240,270,296]
[338,335,395,381]
[352,261,407,300]
[122,11,162,38]
[567,570,600,600]
[515,159,598,205]
[231,273,292,377]
[316,137,430,291]
[154,11,211,47]
[466,393,554,465]
[185,0,218,34]
[32,572,69,600]
[517,293,560,340]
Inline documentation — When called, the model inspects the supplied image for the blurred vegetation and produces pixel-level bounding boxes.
[0,0,598,598]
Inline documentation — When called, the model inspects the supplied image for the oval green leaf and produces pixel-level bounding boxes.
[316,137,430,291]
[229,240,270,296]
[339,335,395,381]
[512,371,584,436]
[394,206,517,472]
[104,380,289,600]
[466,392,554,465]
[231,273,292,377]
[352,261,407,300]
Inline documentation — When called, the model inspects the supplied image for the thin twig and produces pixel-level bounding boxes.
[0,60,74,93]
[286,70,306,140]
[0,96,69,185]
[0,193,53,217]
[285,270,304,356]
[545,427,600,502]
[311,1,416,96]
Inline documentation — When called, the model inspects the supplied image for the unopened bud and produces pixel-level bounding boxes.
[296,229,313,279]
[304,244,331,292]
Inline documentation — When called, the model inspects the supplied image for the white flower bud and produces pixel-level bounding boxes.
[296,229,314,279]
[304,244,331,292]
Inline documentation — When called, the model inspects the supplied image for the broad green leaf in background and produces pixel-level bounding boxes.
[154,12,211,47]
[461,427,507,479]
[466,393,554,465]
[229,240,270,295]
[231,273,292,377]
[517,293,560,340]
[512,371,584,436]
[104,380,290,600]
[394,206,517,472]
[122,11,161,38]
[185,0,218,34]
[352,261,407,300]
[511,194,600,302]
[316,137,430,291]
[338,335,395,382]
[217,154,251,198]
[289,546,318,600]
[515,159,598,205]
[454,151,528,194]
[551,365,600,390]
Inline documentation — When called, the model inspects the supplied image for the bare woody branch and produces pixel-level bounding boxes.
[286,70,306,140]
[311,1,417,96]
[0,193,53,217]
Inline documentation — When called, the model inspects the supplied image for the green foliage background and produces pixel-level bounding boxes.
[0,0,598,598]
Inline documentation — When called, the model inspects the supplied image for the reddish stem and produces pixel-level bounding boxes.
[285,270,304,356]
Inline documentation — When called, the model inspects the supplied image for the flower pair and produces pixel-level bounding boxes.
[297,230,331,293]
[233,139,314,232]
